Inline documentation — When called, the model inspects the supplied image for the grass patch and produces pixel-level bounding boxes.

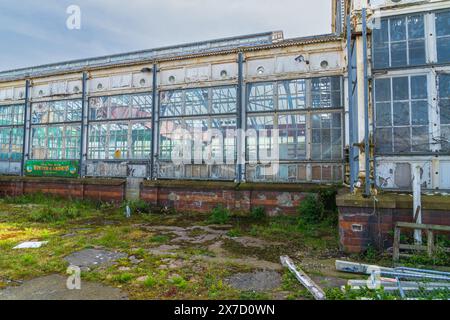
[112,273,134,283]
[149,235,170,244]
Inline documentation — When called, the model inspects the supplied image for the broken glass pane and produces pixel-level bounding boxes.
[278,79,306,110]
[248,83,274,112]
[211,87,237,114]
[185,89,208,115]
[160,90,183,117]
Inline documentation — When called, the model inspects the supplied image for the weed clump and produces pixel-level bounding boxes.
[208,205,231,225]
[250,206,266,220]
[297,194,324,224]
[122,199,151,214]
[29,205,86,223]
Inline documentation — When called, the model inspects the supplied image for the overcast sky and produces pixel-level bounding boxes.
[0,0,332,72]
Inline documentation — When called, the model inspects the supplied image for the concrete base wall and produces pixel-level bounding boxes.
[337,192,450,253]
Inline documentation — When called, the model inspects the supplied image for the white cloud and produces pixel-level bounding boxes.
[0,0,332,71]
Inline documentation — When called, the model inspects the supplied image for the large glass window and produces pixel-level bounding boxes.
[373,14,426,69]
[436,10,450,64]
[89,93,152,120]
[88,121,151,160]
[311,77,342,108]
[0,104,25,161]
[374,75,430,154]
[158,86,237,180]
[88,93,153,160]
[30,99,82,160]
[311,113,342,160]
[246,77,343,183]
[31,125,81,160]
[0,104,24,126]
[32,100,82,124]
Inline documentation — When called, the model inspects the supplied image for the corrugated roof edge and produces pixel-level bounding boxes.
[0,32,343,83]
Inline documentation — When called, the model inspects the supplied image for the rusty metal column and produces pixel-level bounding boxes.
[21,79,31,176]
[236,52,245,183]
[150,63,158,180]
[79,71,88,177]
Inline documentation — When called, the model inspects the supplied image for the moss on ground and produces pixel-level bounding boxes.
[0,193,447,300]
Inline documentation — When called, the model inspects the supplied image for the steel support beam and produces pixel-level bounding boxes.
[236,52,245,182]
[150,63,158,180]
[21,79,31,176]
[362,8,371,196]
[79,71,88,177]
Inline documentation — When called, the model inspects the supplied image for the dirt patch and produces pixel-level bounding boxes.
[148,244,180,256]
[225,271,282,292]
[64,249,127,270]
[144,225,230,244]
[193,241,282,271]
[0,274,128,300]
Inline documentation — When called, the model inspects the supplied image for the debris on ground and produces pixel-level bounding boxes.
[336,260,450,299]
[13,241,48,249]
[280,256,326,300]
[64,249,127,270]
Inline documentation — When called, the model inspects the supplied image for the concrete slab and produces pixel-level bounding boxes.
[0,275,128,300]
[64,249,127,270]
[225,271,282,292]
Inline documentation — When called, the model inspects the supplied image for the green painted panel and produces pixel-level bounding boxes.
[25,160,79,178]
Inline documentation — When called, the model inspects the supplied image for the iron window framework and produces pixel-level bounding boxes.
[30,99,82,160]
[438,73,450,151]
[373,70,450,156]
[158,86,238,180]
[372,9,450,70]
[245,77,344,183]
[87,93,153,160]
[0,104,25,161]
[436,10,450,64]
[88,121,152,160]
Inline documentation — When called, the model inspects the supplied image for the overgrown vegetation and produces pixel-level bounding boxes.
[121,199,151,215]
[208,205,231,225]
[297,194,324,224]
[250,207,266,220]
[0,192,447,300]
[326,286,450,300]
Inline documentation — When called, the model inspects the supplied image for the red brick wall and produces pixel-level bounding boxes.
[0,178,126,202]
[338,195,450,253]
[141,182,319,215]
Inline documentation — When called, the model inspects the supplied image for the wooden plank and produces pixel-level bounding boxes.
[280,256,326,300]
[428,230,434,257]
[393,227,401,262]
[396,222,450,232]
